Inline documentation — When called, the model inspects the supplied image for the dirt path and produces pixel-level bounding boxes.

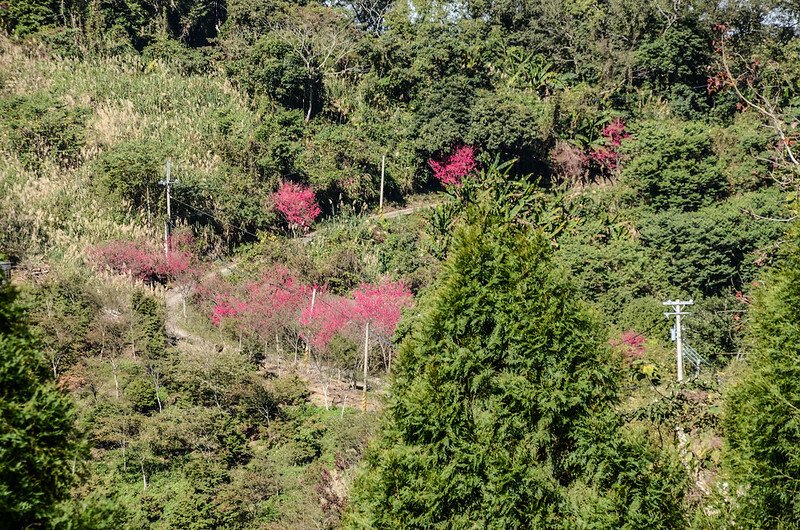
[301,201,438,243]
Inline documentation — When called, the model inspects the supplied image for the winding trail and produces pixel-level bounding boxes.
[301,201,438,243]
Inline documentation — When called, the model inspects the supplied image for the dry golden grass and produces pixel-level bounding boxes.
[0,37,257,264]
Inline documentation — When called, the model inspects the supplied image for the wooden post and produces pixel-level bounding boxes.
[159,159,173,257]
[379,154,385,213]
[304,287,316,371]
[362,321,369,414]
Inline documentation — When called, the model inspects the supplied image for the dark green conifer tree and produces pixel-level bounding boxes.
[0,285,82,526]
[347,193,686,528]
[724,227,800,528]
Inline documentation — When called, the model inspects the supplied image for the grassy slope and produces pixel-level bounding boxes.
[0,38,256,261]
[0,40,384,528]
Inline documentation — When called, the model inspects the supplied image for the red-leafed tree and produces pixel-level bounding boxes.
[88,240,161,282]
[299,293,353,352]
[243,266,314,357]
[210,293,246,329]
[589,118,629,171]
[272,181,322,233]
[428,145,478,187]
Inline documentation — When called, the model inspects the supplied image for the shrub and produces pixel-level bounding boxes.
[638,190,787,295]
[427,145,477,187]
[0,92,88,170]
[93,140,170,215]
[622,120,726,211]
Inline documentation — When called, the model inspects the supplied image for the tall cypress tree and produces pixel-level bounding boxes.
[347,207,686,528]
[0,285,82,526]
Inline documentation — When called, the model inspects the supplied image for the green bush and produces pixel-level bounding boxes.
[638,190,787,295]
[622,120,726,211]
[225,35,314,110]
[125,377,159,413]
[0,92,88,170]
[93,139,170,215]
[724,226,800,527]
[0,0,59,36]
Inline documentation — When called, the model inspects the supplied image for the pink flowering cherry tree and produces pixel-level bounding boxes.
[350,278,414,372]
[428,145,478,187]
[272,181,322,235]
[243,266,314,360]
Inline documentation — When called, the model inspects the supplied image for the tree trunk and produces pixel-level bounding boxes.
[140,456,148,491]
[111,358,120,400]
[152,371,162,412]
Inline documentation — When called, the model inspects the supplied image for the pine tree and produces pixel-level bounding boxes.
[0,285,82,525]
[724,228,800,528]
[347,209,686,528]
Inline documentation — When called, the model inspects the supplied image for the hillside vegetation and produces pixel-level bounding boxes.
[2,0,800,527]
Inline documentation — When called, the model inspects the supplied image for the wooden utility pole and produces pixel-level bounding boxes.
[379,154,386,213]
[304,287,316,371]
[663,300,693,383]
[362,321,369,414]
[159,159,174,257]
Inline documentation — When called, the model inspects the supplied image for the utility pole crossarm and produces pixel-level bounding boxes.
[158,159,178,257]
[663,299,694,383]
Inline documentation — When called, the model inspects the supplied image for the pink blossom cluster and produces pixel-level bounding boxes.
[300,295,354,350]
[610,330,646,364]
[589,118,629,170]
[428,145,478,187]
[299,278,413,349]
[89,237,195,284]
[210,294,246,327]
[351,279,414,336]
[203,267,414,352]
[272,181,322,230]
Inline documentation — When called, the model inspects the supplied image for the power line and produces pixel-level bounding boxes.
[170,195,262,240]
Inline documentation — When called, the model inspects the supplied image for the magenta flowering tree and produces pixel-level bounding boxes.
[88,240,161,282]
[610,330,646,365]
[272,181,322,233]
[243,266,314,356]
[351,278,414,371]
[351,279,413,337]
[197,267,416,376]
[300,294,354,352]
[210,294,246,327]
[428,145,478,187]
[589,118,630,171]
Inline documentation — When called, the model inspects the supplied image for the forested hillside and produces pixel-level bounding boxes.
[1,0,800,527]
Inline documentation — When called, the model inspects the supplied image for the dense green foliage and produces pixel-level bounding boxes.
[623,120,726,211]
[0,286,82,526]
[1,0,800,525]
[349,204,686,527]
[724,227,800,528]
